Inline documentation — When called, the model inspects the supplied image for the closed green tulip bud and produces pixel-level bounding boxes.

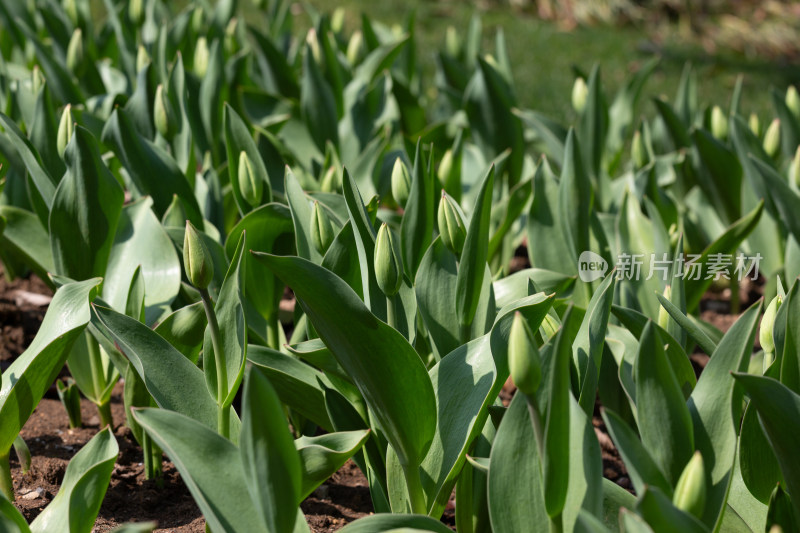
[191,6,205,34]
[391,158,411,207]
[238,151,263,208]
[374,223,403,296]
[63,0,79,25]
[632,130,647,169]
[438,191,466,256]
[183,221,214,290]
[320,166,341,193]
[136,45,150,72]
[162,195,187,228]
[748,113,761,137]
[224,18,239,55]
[673,451,706,519]
[657,285,672,331]
[154,84,176,140]
[438,149,454,185]
[508,312,542,396]
[445,26,460,57]
[346,31,364,66]
[31,66,44,94]
[311,201,335,255]
[761,294,782,371]
[66,29,84,75]
[129,0,144,25]
[306,29,322,67]
[194,37,209,77]
[787,86,800,120]
[57,105,74,158]
[572,77,588,114]
[764,119,781,158]
[331,8,345,35]
[710,105,728,141]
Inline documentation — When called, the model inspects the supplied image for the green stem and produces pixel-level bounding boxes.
[730,274,740,314]
[266,314,280,350]
[402,463,427,515]
[0,452,12,500]
[96,401,113,429]
[550,512,563,533]
[386,295,396,330]
[200,289,230,439]
[143,431,153,480]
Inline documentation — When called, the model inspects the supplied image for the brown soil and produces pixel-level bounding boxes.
[0,267,51,366]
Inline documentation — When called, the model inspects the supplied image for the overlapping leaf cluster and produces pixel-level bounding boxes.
[1,1,799,532]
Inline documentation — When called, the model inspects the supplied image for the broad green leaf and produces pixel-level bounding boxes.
[49,126,123,281]
[492,268,575,310]
[339,514,453,533]
[656,293,717,356]
[573,272,615,414]
[527,159,577,275]
[559,130,593,273]
[601,478,637,532]
[636,487,710,533]
[295,430,370,499]
[0,206,55,285]
[300,42,339,151]
[91,305,240,440]
[577,64,608,181]
[285,167,323,263]
[688,302,761,528]
[254,253,436,469]
[515,110,567,167]
[602,407,671,496]
[0,493,28,533]
[0,278,100,454]
[400,140,435,280]
[204,232,247,408]
[132,408,269,532]
[66,331,117,406]
[456,165,495,330]
[153,302,206,363]
[30,428,118,533]
[223,104,272,215]
[248,345,334,432]
[562,396,603,532]
[692,129,742,225]
[733,374,800,521]
[104,197,181,325]
[241,367,302,533]
[635,322,694,485]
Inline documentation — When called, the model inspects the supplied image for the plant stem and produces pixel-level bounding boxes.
[0,452,12,500]
[402,463,427,515]
[266,314,280,350]
[550,512,563,533]
[86,333,111,427]
[143,431,153,480]
[730,274,740,314]
[200,289,229,439]
[96,401,113,429]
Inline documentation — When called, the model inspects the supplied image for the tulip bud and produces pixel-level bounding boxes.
[31,66,44,94]
[508,312,542,396]
[136,45,150,72]
[787,86,800,120]
[437,191,466,256]
[331,8,345,35]
[748,113,761,137]
[66,29,84,75]
[57,105,74,157]
[657,285,672,331]
[237,151,263,208]
[391,158,411,207]
[154,84,176,140]
[224,18,239,55]
[63,0,79,26]
[129,0,144,26]
[445,26,460,57]
[194,37,209,77]
[764,119,781,158]
[632,130,647,169]
[673,451,706,519]
[374,223,403,296]
[710,105,728,141]
[438,148,454,185]
[761,294,782,371]
[320,166,341,193]
[183,221,214,290]
[191,6,205,34]
[306,29,322,67]
[311,201,335,255]
[163,195,187,228]
[346,31,365,66]
[572,77,588,114]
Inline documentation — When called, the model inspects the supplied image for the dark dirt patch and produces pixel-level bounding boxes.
[0,265,51,366]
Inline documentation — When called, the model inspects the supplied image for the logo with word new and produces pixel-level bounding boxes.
[578,251,608,282]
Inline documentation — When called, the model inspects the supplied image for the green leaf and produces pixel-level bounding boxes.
[91,305,240,440]
[0,278,100,454]
[300,42,339,151]
[339,514,454,533]
[253,253,436,469]
[49,126,123,281]
[577,64,608,180]
[738,402,781,505]
[0,493,28,533]
[240,367,302,533]
[635,322,694,485]
[636,487,710,533]
[153,303,206,363]
[223,103,272,215]
[132,408,270,532]
[0,206,55,285]
[688,301,761,528]
[285,167,323,264]
[601,478,637,532]
[456,165,495,329]
[29,428,117,533]
[104,197,181,325]
[295,430,370,499]
[204,232,247,408]
[733,373,800,521]
[527,159,576,275]
[400,140,435,280]
[656,293,717,356]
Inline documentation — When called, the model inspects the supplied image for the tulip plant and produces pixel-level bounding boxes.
[2,0,800,532]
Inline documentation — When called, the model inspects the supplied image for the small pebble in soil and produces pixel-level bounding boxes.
[617,477,631,489]
[21,488,43,500]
